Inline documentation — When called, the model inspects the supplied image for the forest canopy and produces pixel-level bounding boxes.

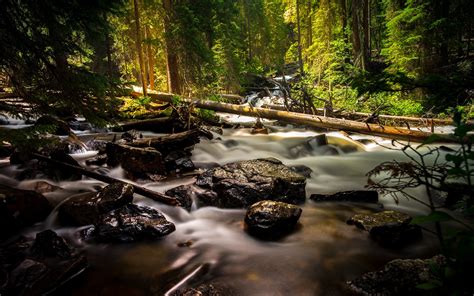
[1,0,473,122]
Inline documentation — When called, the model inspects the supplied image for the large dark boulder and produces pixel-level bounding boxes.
[195,158,307,208]
[347,210,422,247]
[58,183,134,226]
[310,190,378,203]
[245,200,302,239]
[0,230,87,296]
[347,255,446,295]
[0,185,52,239]
[41,150,82,181]
[93,204,175,243]
[106,143,166,177]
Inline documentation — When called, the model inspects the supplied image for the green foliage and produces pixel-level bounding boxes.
[0,125,60,154]
[0,0,125,124]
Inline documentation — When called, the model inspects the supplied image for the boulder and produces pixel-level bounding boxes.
[20,181,62,194]
[165,185,194,211]
[347,255,446,295]
[289,165,313,178]
[195,158,306,208]
[164,151,195,173]
[121,129,143,142]
[85,154,108,166]
[0,185,52,239]
[347,210,422,247]
[92,204,175,242]
[0,230,87,296]
[58,183,134,226]
[310,190,378,203]
[41,150,82,181]
[106,143,166,177]
[245,200,302,239]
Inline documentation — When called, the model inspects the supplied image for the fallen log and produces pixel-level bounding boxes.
[113,117,186,133]
[132,91,455,143]
[261,104,458,126]
[31,153,181,207]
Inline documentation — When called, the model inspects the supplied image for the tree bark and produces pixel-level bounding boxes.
[163,0,181,94]
[351,0,363,69]
[296,0,304,75]
[145,26,155,90]
[132,91,457,143]
[132,0,147,97]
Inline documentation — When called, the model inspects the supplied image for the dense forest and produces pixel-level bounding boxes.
[1,0,473,122]
[0,1,473,295]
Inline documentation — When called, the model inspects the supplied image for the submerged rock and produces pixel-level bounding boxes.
[195,158,306,208]
[31,230,74,259]
[58,183,134,226]
[0,184,52,239]
[347,210,422,247]
[93,204,175,242]
[347,255,446,295]
[245,200,302,239]
[310,190,378,203]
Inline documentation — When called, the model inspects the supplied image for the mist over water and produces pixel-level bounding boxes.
[0,124,442,295]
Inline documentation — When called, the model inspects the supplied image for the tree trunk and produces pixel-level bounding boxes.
[296,0,304,75]
[132,91,457,143]
[132,0,147,97]
[163,0,181,94]
[145,26,155,90]
[351,0,363,69]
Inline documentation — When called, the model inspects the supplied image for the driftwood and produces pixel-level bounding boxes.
[132,91,456,143]
[128,129,208,154]
[261,104,459,126]
[31,153,181,207]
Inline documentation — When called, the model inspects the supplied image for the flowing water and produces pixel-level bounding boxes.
[0,120,446,295]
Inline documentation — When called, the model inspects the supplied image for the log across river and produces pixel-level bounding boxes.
[132,91,456,143]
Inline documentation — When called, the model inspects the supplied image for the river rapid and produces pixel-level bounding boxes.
[0,117,446,295]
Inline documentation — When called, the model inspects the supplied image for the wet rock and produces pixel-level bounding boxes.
[106,143,166,177]
[251,127,269,135]
[121,129,142,142]
[0,144,13,158]
[0,230,87,296]
[165,185,194,211]
[195,158,306,208]
[172,283,229,296]
[85,154,108,166]
[68,120,92,131]
[35,115,71,136]
[223,139,239,148]
[310,190,378,203]
[289,165,313,178]
[85,139,108,153]
[0,184,52,239]
[21,181,62,194]
[164,151,195,173]
[0,117,9,125]
[93,204,175,242]
[41,150,82,181]
[58,183,134,226]
[347,210,422,247]
[347,255,446,295]
[245,200,302,239]
[31,230,73,259]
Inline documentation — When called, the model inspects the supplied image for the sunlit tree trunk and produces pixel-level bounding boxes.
[296,0,304,75]
[145,26,155,90]
[132,0,147,96]
[163,0,181,94]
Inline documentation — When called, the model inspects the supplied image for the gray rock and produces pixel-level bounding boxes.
[310,190,378,203]
[347,210,422,247]
[245,200,302,239]
[58,183,134,226]
[347,255,446,295]
[93,204,175,242]
[172,283,230,296]
[195,158,306,208]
